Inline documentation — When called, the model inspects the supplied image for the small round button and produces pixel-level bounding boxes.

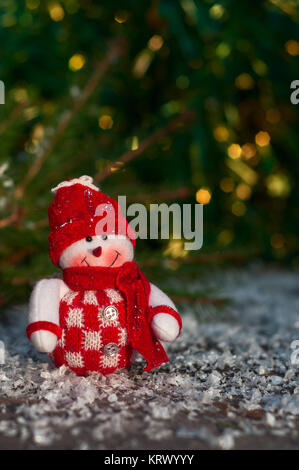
[103,305,118,321]
[103,342,119,357]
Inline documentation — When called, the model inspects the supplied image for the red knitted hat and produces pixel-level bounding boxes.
[48,176,135,267]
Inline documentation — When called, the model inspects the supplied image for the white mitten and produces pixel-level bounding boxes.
[151,313,180,342]
[31,330,57,353]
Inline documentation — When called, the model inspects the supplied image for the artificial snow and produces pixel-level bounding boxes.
[0,264,299,449]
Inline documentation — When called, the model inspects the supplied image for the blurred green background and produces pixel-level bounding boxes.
[0,0,298,308]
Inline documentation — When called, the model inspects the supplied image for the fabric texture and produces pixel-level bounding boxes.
[148,305,182,331]
[48,176,135,267]
[26,320,62,340]
[61,262,174,373]
[52,284,132,375]
[26,264,181,375]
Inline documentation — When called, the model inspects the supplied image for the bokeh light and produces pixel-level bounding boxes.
[266,109,281,124]
[214,125,229,142]
[285,40,299,56]
[232,201,246,216]
[236,183,252,200]
[235,73,254,90]
[266,173,291,197]
[209,4,225,19]
[148,35,164,51]
[241,143,256,160]
[98,115,114,130]
[48,3,65,21]
[68,54,85,71]
[220,178,234,193]
[218,229,234,246]
[196,188,212,205]
[271,233,285,249]
[227,144,242,159]
[114,11,129,23]
[255,131,271,147]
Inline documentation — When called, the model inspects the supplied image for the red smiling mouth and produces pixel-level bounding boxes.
[80,256,90,266]
[108,250,121,267]
[90,247,120,266]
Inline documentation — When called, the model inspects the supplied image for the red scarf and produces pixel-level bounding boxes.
[62,261,169,371]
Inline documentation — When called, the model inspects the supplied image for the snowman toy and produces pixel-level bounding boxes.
[27,176,182,375]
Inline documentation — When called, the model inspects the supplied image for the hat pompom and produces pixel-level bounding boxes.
[51,175,99,194]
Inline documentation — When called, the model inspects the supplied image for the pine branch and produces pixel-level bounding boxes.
[0,39,126,229]
[93,111,196,183]
[0,206,23,229]
[0,100,29,136]
[14,38,126,201]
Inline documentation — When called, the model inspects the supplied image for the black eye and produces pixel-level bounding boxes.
[102,235,108,240]
[86,236,92,242]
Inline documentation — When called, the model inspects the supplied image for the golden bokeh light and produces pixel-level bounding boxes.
[227,159,258,185]
[252,59,268,76]
[163,240,188,259]
[232,201,246,216]
[98,115,114,130]
[235,73,254,90]
[209,4,225,19]
[213,125,229,142]
[285,40,299,56]
[148,35,164,51]
[241,143,256,159]
[220,178,234,193]
[218,229,234,246]
[68,54,85,71]
[196,188,212,205]
[48,3,65,21]
[216,42,231,58]
[131,136,139,150]
[24,106,38,120]
[266,173,291,197]
[236,183,252,200]
[32,124,44,141]
[12,88,28,103]
[255,131,271,147]
[266,108,281,124]
[270,233,285,249]
[110,161,124,172]
[114,11,128,24]
[133,50,152,77]
[227,143,242,159]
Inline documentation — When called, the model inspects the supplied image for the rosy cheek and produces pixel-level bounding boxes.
[112,253,125,267]
[102,249,120,267]
[69,254,86,267]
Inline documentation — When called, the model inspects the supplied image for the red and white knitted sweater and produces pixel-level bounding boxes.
[52,286,136,375]
[27,262,182,375]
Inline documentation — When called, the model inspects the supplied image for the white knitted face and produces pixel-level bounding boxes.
[59,235,134,269]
